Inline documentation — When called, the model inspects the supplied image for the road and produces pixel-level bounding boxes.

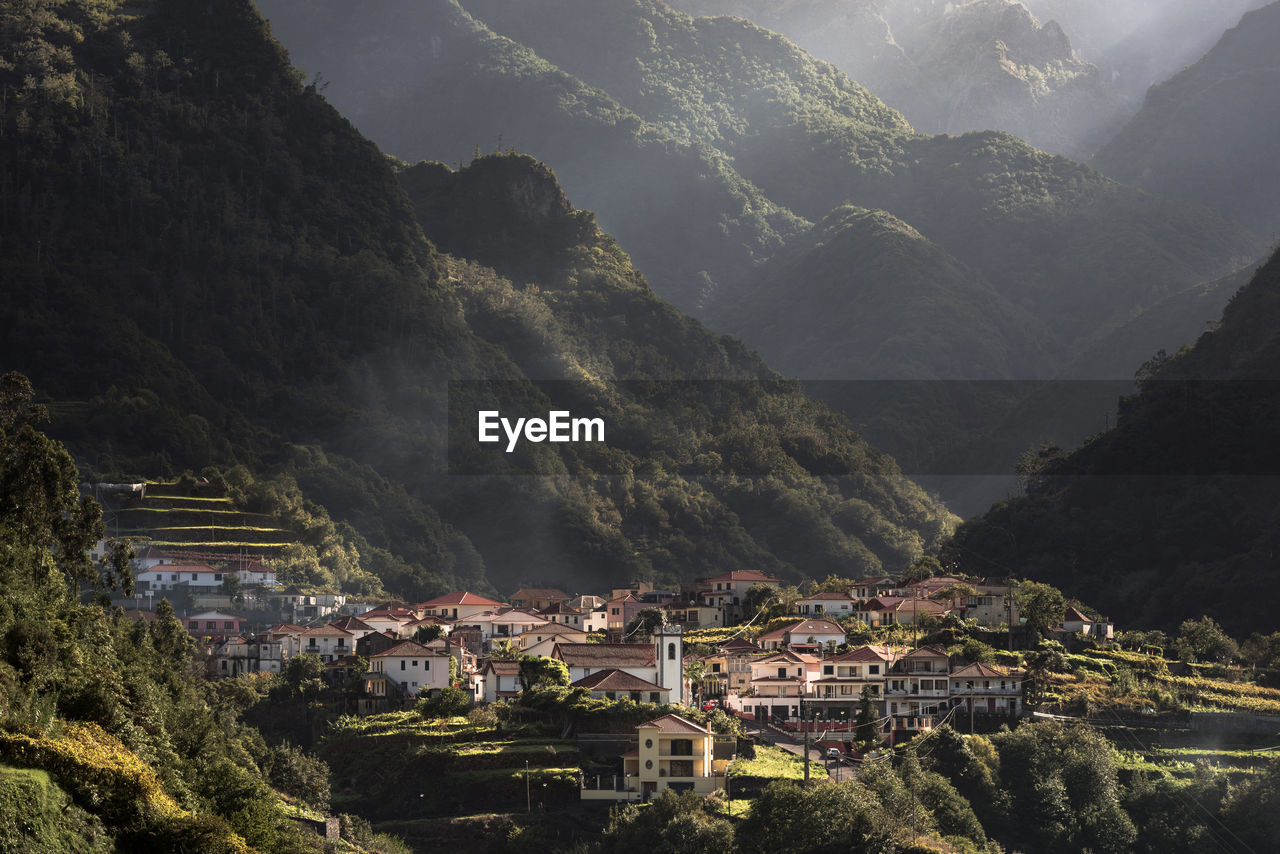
[738,717,849,782]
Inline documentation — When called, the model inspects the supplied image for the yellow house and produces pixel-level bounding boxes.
[581,713,732,802]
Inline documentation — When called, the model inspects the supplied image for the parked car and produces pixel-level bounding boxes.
[826,747,842,759]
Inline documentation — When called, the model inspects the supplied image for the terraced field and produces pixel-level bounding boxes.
[98,484,296,554]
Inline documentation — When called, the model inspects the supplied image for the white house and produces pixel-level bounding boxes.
[366,640,452,698]
[418,591,504,621]
[137,563,225,592]
[795,592,855,618]
[756,618,847,652]
[298,625,355,662]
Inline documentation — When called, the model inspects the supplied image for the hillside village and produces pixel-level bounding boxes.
[112,508,1124,806]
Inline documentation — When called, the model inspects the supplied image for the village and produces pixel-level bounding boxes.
[110,540,1130,805]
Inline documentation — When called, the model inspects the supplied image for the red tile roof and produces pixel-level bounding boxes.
[374,640,445,659]
[553,643,655,667]
[571,669,666,692]
[826,645,894,663]
[419,591,503,607]
[699,569,780,584]
[511,588,570,602]
[301,625,353,638]
[950,662,1020,678]
[637,713,709,734]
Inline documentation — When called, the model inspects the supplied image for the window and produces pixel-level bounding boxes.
[869,665,879,675]
[205,621,216,629]
[424,660,430,669]
[669,760,693,777]
[611,608,619,615]
[308,638,317,647]
[671,739,693,756]
[712,663,721,673]
[214,573,222,581]
[170,574,178,581]
[777,667,787,678]
[224,621,234,629]
[668,643,676,661]
[400,660,406,671]
[649,692,659,703]
[823,665,834,675]
[191,573,198,581]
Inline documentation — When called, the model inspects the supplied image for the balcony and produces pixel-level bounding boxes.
[949,685,1021,696]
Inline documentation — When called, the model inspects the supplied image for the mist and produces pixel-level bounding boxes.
[1020,0,1271,100]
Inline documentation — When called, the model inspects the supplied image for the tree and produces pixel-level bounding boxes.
[684,659,708,707]
[600,789,733,854]
[814,574,855,594]
[1241,631,1280,669]
[489,638,521,660]
[1012,580,1065,640]
[220,573,241,600]
[903,556,942,585]
[855,686,881,748]
[741,583,779,622]
[413,624,444,644]
[1175,616,1238,663]
[1016,441,1066,495]
[417,686,472,719]
[517,655,570,691]
[960,637,996,665]
[0,372,104,593]
[625,607,666,638]
[930,582,976,606]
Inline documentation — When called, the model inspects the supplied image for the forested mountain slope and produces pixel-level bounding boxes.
[0,0,954,599]
[671,0,1131,160]
[945,248,1280,635]
[1092,0,1280,239]
[258,0,1259,388]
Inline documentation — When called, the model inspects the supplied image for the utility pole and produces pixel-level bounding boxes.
[802,698,810,786]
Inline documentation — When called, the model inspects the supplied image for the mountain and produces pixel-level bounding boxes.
[670,0,1131,160]
[1,0,957,600]
[1091,0,1280,240]
[944,247,1280,635]
[257,0,1259,382]
[1021,0,1269,102]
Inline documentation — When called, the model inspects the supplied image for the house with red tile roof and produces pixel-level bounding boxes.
[949,662,1024,717]
[418,591,505,621]
[695,570,780,621]
[795,591,856,619]
[182,610,244,639]
[365,640,452,701]
[299,624,355,662]
[570,669,671,704]
[510,588,571,611]
[480,660,523,703]
[757,618,847,652]
[581,713,732,802]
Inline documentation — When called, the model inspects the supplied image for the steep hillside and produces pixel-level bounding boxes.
[1,0,955,599]
[716,205,1050,380]
[673,0,1131,160]
[259,0,1259,382]
[1022,0,1269,101]
[1091,0,1280,239]
[944,248,1280,635]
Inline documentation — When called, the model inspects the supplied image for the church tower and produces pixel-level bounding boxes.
[654,623,685,703]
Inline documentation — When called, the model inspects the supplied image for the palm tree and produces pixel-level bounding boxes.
[683,659,709,708]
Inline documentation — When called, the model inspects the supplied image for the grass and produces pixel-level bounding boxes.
[729,744,824,779]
